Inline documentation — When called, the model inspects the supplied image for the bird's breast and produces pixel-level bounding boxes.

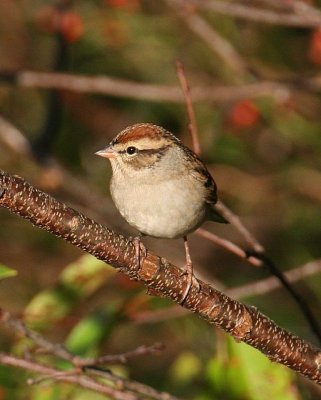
[110,175,207,239]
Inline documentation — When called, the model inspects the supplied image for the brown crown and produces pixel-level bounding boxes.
[113,123,177,145]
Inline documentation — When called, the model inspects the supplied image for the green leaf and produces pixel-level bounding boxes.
[169,351,202,384]
[229,339,298,400]
[206,337,298,400]
[65,302,122,358]
[24,254,115,329]
[0,263,17,280]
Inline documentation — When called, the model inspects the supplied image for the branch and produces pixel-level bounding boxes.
[196,228,262,267]
[1,309,163,367]
[227,259,321,299]
[173,60,321,343]
[214,201,265,253]
[166,0,249,79]
[192,0,321,28]
[0,353,137,400]
[0,309,179,400]
[0,70,291,103]
[176,61,201,156]
[133,259,321,324]
[0,115,32,155]
[0,171,321,384]
[0,353,163,400]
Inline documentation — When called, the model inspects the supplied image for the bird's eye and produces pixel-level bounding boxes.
[126,146,137,155]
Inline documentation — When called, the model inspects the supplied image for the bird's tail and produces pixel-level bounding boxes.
[209,207,229,224]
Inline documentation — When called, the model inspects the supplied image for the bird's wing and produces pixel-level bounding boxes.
[186,147,228,224]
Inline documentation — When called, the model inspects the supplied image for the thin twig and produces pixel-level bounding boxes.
[0,309,178,399]
[1,310,75,361]
[0,115,32,155]
[196,228,262,267]
[175,61,201,156]
[167,0,249,79]
[87,367,182,400]
[1,309,164,368]
[214,201,265,254]
[192,0,321,28]
[175,62,321,344]
[289,0,321,18]
[81,343,164,367]
[248,251,321,345]
[227,259,321,299]
[9,69,321,104]
[0,70,294,103]
[0,353,139,400]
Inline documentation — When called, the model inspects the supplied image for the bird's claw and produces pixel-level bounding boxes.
[179,263,200,305]
[131,236,147,271]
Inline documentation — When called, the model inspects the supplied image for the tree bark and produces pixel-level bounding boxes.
[0,170,320,384]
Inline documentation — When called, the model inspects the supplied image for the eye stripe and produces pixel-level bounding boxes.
[139,145,170,156]
[118,144,171,156]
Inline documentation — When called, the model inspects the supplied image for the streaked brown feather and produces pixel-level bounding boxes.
[110,123,227,223]
[113,123,179,146]
[181,144,218,205]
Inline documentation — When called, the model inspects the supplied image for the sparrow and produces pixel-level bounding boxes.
[96,123,227,303]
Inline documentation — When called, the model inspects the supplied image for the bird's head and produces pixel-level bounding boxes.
[95,123,180,175]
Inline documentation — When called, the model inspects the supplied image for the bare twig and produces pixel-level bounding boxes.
[288,0,321,18]
[0,353,139,400]
[0,115,32,155]
[214,201,265,253]
[227,259,321,299]
[175,61,201,156]
[175,63,321,344]
[1,310,75,361]
[0,171,321,383]
[196,228,262,267]
[167,0,248,79]
[87,368,181,400]
[249,250,321,344]
[254,0,291,11]
[1,309,164,368]
[192,0,321,28]
[82,343,164,367]
[0,70,296,103]
[0,309,178,400]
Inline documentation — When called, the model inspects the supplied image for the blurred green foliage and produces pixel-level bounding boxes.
[0,263,17,280]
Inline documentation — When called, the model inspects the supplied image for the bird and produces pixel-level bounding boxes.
[95,123,227,303]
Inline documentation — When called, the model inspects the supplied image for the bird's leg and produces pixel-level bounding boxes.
[180,236,194,304]
[132,234,147,272]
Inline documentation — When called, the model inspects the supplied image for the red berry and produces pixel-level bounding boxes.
[105,0,128,6]
[229,100,260,129]
[59,12,84,43]
[308,28,321,65]
[104,0,139,9]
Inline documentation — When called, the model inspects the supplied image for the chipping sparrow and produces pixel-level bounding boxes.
[96,123,227,302]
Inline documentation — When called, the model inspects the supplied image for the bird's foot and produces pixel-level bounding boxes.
[179,236,195,304]
[179,261,200,305]
[131,235,147,271]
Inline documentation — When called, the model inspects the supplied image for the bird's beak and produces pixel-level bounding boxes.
[95,146,116,159]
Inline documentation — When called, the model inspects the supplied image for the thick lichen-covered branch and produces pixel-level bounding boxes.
[0,170,320,384]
